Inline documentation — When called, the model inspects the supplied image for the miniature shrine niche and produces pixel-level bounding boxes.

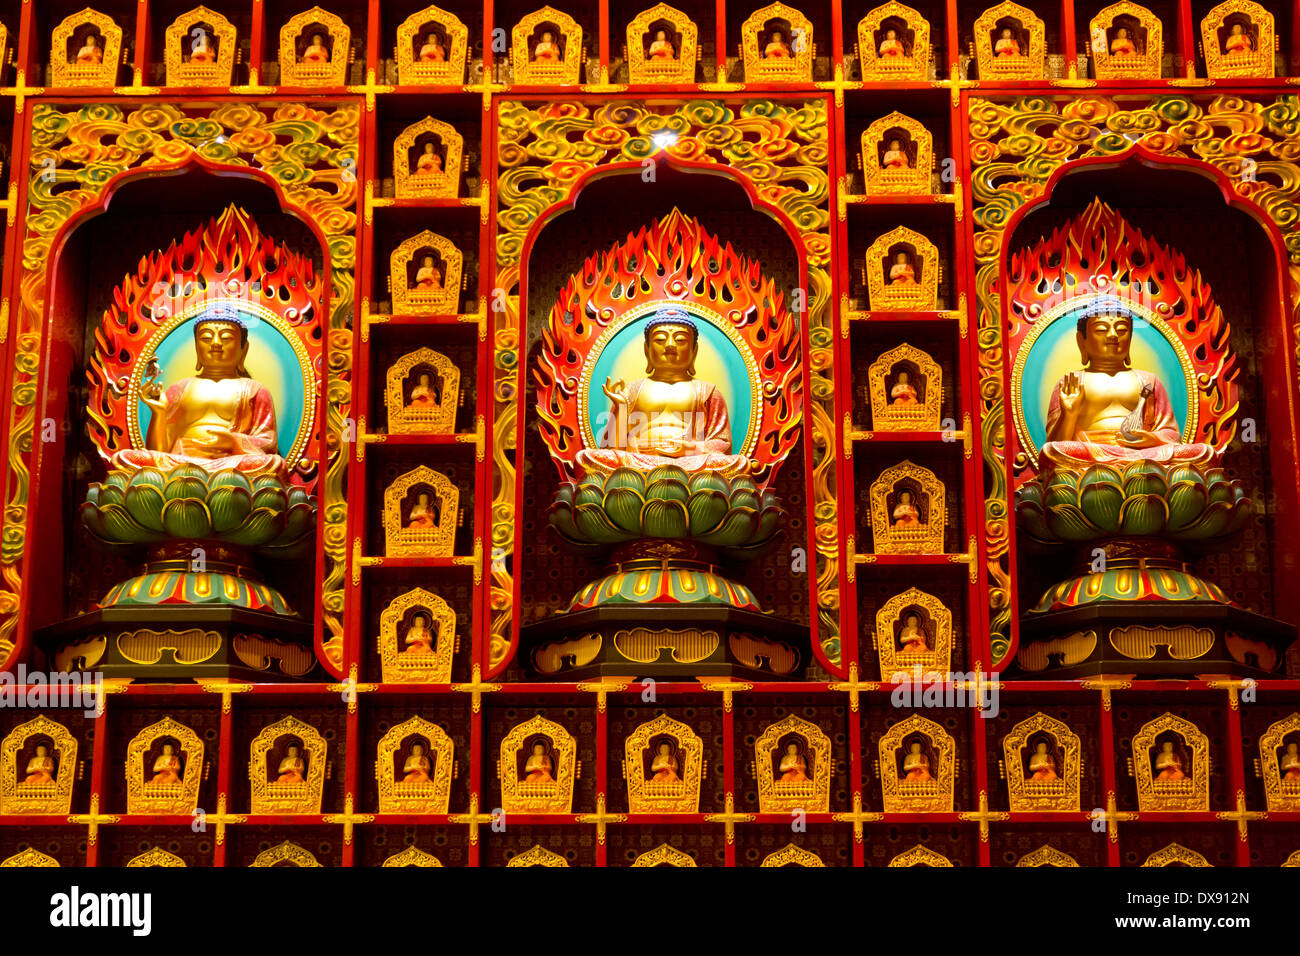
[862,112,933,197]
[382,466,460,557]
[624,714,703,813]
[973,1,1046,80]
[279,6,351,86]
[626,3,698,84]
[1200,0,1273,78]
[878,714,955,812]
[1002,713,1080,812]
[386,348,461,435]
[164,6,238,86]
[867,343,941,430]
[869,461,946,554]
[376,587,457,683]
[866,226,939,310]
[390,230,463,315]
[50,8,123,87]
[1089,2,1162,79]
[498,715,578,814]
[396,5,470,85]
[393,118,464,200]
[512,6,584,85]
[249,715,328,814]
[873,587,952,676]
[740,2,814,82]
[857,3,931,81]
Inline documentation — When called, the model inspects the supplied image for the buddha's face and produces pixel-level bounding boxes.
[905,614,918,627]
[533,743,545,756]
[658,743,671,755]
[895,251,909,264]
[412,744,425,756]
[773,31,784,42]
[85,36,98,48]
[419,373,430,386]
[909,742,921,754]
[542,31,553,42]
[1161,742,1174,754]
[424,143,435,154]
[423,255,435,267]
[417,493,429,506]
[287,746,299,757]
[1035,742,1047,754]
[1289,743,1298,755]
[430,34,441,45]
[1117,28,1128,38]
[163,744,175,756]
[898,371,910,384]
[413,613,428,627]
[786,743,798,755]
[1078,311,1132,367]
[1231,24,1242,35]
[900,491,913,504]
[656,31,666,40]
[194,321,247,377]
[1001,28,1012,39]
[645,323,697,378]
[312,35,324,47]
[36,745,47,757]
[886,30,896,39]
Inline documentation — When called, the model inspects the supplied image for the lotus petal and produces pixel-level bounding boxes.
[1079,482,1124,532]
[552,483,576,507]
[1013,499,1050,541]
[161,497,213,538]
[1044,482,1081,512]
[688,472,730,495]
[221,506,284,546]
[1166,480,1209,532]
[123,482,168,532]
[697,508,759,547]
[646,478,688,503]
[97,483,127,509]
[604,468,646,495]
[574,503,635,543]
[603,487,646,533]
[685,489,728,535]
[547,500,583,542]
[208,486,254,533]
[646,464,690,487]
[89,503,161,544]
[103,471,132,492]
[209,470,253,494]
[249,486,288,512]
[1045,503,1099,541]
[728,489,760,512]
[126,469,166,492]
[1117,494,1169,535]
[641,498,688,538]
[574,484,604,508]
[730,475,759,496]
[753,505,786,542]
[1120,461,1168,498]
[164,475,208,501]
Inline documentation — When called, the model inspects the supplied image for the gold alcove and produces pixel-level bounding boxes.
[754,714,831,813]
[126,847,186,867]
[164,6,238,87]
[279,5,351,87]
[249,841,323,867]
[386,347,461,435]
[125,716,204,815]
[1017,845,1079,866]
[1284,850,1300,867]
[1,848,59,867]
[390,230,464,316]
[508,844,569,866]
[499,714,579,814]
[889,844,952,866]
[878,713,955,812]
[393,117,464,200]
[51,8,123,88]
[867,342,942,431]
[857,2,931,82]
[1089,2,1162,79]
[740,2,814,83]
[1258,713,1300,812]
[626,3,698,84]
[1002,712,1080,812]
[376,716,454,814]
[869,460,946,555]
[760,844,825,867]
[1142,842,1211,867]
[382,846,443,866]
[382,465,460,558]
[862,113,933,197]
[1201,0,1273,78]
[625,713,704,814]
[377,586,457,683]
[873,586,952,677]
[866,225,939,310]
[396,5,470,85]
[0,716,78,815]
[1131,712,1209,812]
[512,6,584,85]
[973,0,1046,80]
[248,715,328,815]
[631,843,696,866]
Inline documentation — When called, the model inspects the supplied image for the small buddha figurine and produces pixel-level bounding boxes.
[151,744,183,785]
[301,33,330,64]
[1225,22,1252,55]
[1154,741,1185,780]
[534,31,561,61]
[648,29,675,59]
[650,742,680,782]
[882,139,909,170]
[23,745,55,785]
[420,32,446,62]
[276,745,305,784]
[524,742,553,783]
[408,373,439,409]
[892,490,920,528]
[778,742,810,782]
[1110,27,1136,56]
[1281,742,1300,781]
[1040,296,1217,469]
[402,743,432,783]
[415,143,443,177]
[902,741,932,781]
[890,370,919,405]
[1028,741,1058,780]
[415,255,442,290]
[995,27,1021,57]
[76,34,103,65]
[190,31,216,64]
[406,492,438,530]
[403,612,435,654]
[878,28,904,58]
[764,29,792,58]
[897,612,927,653]
[888,250,916,285]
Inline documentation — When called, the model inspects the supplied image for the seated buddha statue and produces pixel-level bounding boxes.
[898,612,928,653]
[23,745,55,785]
[420,33,446,62]
[403,612,435,654]
[524,742,554,783]
[995,27,1021,57]
[651,742,680,782]
[76,35,103,65]
[112,308,285,481]
[415,255,442,290]
[301,34,331,64]
[1225,23,1252,55]
[534,31,561,61]
[1039,296,1217,469]
[902,741,932,781]
[406,493,438,530]
[415,143,443,177]
[190,31,216,64]
[277,745,306,783]
[882,139,909,170]
[577,309,751,478]
[1110,27,1137,55]
[402,744,432,783]
[890,370,919,405]
[1281,742,1300,781]
[151,744,183,785]
[648,30,675,59]
[408,373,439,409]
[778,742,810,782]
[1028,742,1057,780]
[888,250,916,285]
[1154,741,1185,780]
[765,30,792,58]
[878,28,905,59]
[892,490,920,528]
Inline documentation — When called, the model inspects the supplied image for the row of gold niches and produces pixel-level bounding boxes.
[13,1,1282,91]
[6,711,1300,817]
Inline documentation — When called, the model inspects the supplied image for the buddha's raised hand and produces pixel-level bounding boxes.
[1057,371,1083,413]
[602,376,628,406]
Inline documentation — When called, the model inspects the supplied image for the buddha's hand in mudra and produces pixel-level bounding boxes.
[1115,428,1162,449]
[141,360,167,414]
[1057,371,1083,414]
[602,376,628,406]
[186,424,237,455]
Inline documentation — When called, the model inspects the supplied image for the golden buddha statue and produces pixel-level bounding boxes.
[76,35,103,65]
[892,490,920,528]
[882,139,909,170]
[23,745,55,785]
[1225,23,1252,55]
[406,492,438,530]
[420,33,446,62]
[648,29,675,59]
[1028,741,1057,780]
[402,743,432,783]
[1110,27,1136,55]
[113,309,285,480]
[524,742,554,783]
[878,28,904,58]
[190,31,216,64]
[764,30,792,58]
[1154,741,1185,780]
[778,742,809,782]
[1040,297,1216,469]
[415,143,443,177]
[534,31,561,61]
[277,745,305,783]
[890,370,918,405]
[1281,742,1300,781]
[415,255,442,289]
[995,27,1021,56]
[578,309,751,478]
[151,744,183,785]
[651,742,680,782]
[408,373,439,409]
[301,33,330,64]
[902,741,932,781]
[403,612,435,654]
[888,250,916,285]
[898,612,927,653]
